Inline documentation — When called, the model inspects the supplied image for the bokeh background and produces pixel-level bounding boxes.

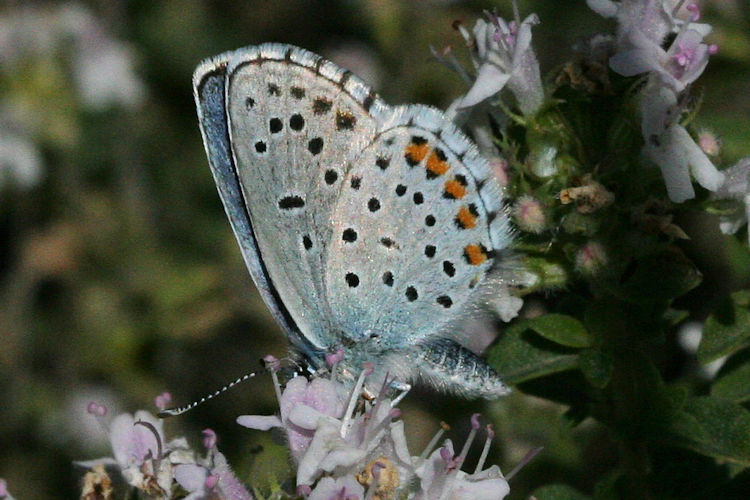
[1,1,749,498]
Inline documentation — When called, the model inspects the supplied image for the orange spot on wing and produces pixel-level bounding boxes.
[444,179,467,199]
[405,143,429,166]
[464,244,488,266]
[426,151,450,177]
[456,206,478,229]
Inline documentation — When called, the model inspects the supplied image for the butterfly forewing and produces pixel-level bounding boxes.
[224,45,381,350]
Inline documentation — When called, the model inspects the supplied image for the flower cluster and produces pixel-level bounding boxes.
[588,0,724,202]
[0,2,146,191]
[237,356,512,499]
[76,393,252,499]
[64,359,519,499]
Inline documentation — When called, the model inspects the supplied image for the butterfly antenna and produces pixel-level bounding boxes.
[158,371,261,418]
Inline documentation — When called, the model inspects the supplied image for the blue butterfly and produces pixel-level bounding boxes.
[193,44,511,399]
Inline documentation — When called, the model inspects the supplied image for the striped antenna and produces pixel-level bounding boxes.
[158,371,261,418]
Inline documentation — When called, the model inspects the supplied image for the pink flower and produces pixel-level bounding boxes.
[238,358,515,498]
[237,376,347,458]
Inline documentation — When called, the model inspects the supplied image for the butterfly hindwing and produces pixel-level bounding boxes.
[324,105,509,351]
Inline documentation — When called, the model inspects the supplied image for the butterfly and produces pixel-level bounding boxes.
[193,43,511,399]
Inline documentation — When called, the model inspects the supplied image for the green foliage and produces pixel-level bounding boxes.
[483,5,750,496]
[698,291,750,364]
[532,484,590,500]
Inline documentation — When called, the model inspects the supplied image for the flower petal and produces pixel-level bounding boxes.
[643,128,694,202]
[459,64,511,108]
[287,404,327,430]
[236,414,282,430]
[174,463,209,492]
[586,0,618,18]
[676,125,725,191]
[610,47,661,76]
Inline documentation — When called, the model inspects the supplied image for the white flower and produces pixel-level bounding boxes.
[588,1,724,202]
[0,133,43,189]
[414,422,510,500]
[456,7,543,114]
[0,478,15,500]
[73,39,146,111]
[713,157,750,243]
[640,84,724,202]
[491,286,524,323]
[308,476,365,500]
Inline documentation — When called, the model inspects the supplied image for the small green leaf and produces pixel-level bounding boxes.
[698,294,750,364]
[667,396,750,466]
[532,484,591,500]
[579,347,613,388]
[487,322,579,384]
[712,349,750,403]
[528,314,593,348]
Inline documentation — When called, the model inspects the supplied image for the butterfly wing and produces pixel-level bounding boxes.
[194,51,313,354]
[324,105,511,347]
[196,44,392,358]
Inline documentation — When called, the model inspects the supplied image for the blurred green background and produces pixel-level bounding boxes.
[1,1,749,498]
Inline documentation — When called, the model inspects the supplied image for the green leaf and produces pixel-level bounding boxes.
[532,484,591,500]
[667,396,750,467]
[619,250,702,303]
[712,349,750,403]
[579,347,613,388]
[698,293,750,364]
[527,314,593,348]
[487,322,579,384]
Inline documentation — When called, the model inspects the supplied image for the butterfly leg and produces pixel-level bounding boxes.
[389,381,411,407]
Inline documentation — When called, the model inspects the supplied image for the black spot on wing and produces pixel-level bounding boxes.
[313,97,333,115]
[345,272,359,287]
[290,114,305,131]
[324,170,338,185]
[278,196,304,209]
[308,137,324,155]
[336,110,357,130]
